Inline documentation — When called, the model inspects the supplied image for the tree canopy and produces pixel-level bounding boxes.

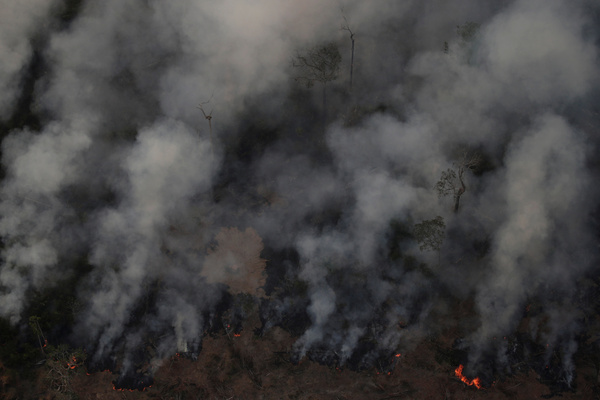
[292,42,341,88]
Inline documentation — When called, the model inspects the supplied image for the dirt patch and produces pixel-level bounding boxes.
[202,227,267,298]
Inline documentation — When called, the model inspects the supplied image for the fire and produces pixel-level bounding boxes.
[112,376,154,392]
[395,353,401,358]
[67,356,78,370]
[113,385,136,392]
[233,333,241,337]
[454,365,482,389]
[113,384,152,392]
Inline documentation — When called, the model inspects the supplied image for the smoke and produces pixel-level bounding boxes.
[468,114,594,378]
[482,0,597,104]
[76,118,215,362]
[0,0,60,120]
[0,0,599,389]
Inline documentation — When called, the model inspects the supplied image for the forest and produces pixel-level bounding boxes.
[0,0,600,399]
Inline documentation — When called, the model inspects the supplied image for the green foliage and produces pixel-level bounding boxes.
[292,42,342,88]
[27,287,81,336]
[28,316,43,338]
[413,216,445,253]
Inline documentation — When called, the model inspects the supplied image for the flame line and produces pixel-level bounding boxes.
[454,365,482,389]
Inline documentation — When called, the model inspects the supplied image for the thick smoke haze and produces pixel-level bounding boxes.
[0,0,599,388]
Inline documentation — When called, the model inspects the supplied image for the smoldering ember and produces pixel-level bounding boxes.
[0,1,600,399]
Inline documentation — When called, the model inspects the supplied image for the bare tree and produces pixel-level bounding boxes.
[435,152,481,212]
[29,315,47,354]
[292,42,341,113]
[197,97,214,154]
[341,11,355,91]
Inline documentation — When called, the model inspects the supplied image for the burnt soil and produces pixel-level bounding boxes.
[4,300,600,400]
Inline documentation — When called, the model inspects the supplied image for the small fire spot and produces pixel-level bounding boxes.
[455,365,482,389]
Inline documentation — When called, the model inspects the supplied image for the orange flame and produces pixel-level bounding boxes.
[67,356,78,370]
[113,385,135,392]
[454,365,482,389]
[233,333,241,337]
[395,353,401,358]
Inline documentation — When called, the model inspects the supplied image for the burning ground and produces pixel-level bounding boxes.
[1,0,600,398]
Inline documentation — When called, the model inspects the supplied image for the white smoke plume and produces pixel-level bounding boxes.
[0,0,598,389]
[0,0,60,120]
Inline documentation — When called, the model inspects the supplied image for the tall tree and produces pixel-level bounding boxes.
[435,152,481,212]
[197,97,214,155]
[292,42,341,114]
[341,12,355,91]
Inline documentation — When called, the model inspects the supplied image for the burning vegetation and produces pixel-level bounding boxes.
[455,364,483,389]
[1,0,600,399]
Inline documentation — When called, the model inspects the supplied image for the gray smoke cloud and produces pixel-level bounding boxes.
[0,0,60,120]
[468,113,595,374]
[0,0,598,387]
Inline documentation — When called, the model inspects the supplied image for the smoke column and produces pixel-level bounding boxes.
[0,0,598,387]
